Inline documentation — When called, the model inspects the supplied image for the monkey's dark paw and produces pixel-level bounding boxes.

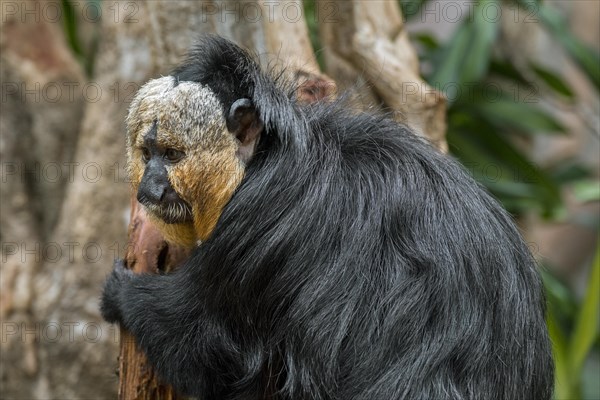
[100,259,133,324]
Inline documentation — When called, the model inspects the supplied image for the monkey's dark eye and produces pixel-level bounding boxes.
[165,148,184,163]
[141,147,151,162]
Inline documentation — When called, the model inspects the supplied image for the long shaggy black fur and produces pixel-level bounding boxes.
[101,36,553,399]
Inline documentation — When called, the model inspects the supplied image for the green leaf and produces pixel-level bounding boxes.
[530,63,575,99]
[430,0,500,103]
[446,112,562,216]
[547,307,574,400]
[303,0,325,70]
[514,0,543,6]
[536,4,600,91]
[430,23,471,95]
[543,267,578,398]
[572,180,600,203]
[412,33,440,51]
[460,0,500,83]
[489,59,534,88]
[61,0,82,57]
[549,161,593,184]
[568,247,600,380]
[472,97,566,134]
[399,0,430,20]
[542,269,578,321]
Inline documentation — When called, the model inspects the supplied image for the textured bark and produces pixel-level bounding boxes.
[317,0,447,150]
[0,1,85,396]
[117,198,190,399]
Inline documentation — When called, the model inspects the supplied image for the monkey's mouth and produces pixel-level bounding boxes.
[141,199,194,224]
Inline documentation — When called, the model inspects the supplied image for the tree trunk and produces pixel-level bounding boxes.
[317,0,447,150]
[1,1,85,396]
[116,198,190,399]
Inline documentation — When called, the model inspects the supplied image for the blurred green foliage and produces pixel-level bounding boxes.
[407,0,589,219]
[545,250,600,400]
[303,0,324,69]
[61,0,100,76]
[399,0,599,398]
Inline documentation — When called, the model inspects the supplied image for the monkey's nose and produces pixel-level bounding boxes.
[137,183,181,206]
[161,188,182,204]
[137,184,165,205]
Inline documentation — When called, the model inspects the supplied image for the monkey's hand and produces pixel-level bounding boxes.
[100,259,133,324]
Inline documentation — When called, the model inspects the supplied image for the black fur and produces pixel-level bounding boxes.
[101,35,553,399]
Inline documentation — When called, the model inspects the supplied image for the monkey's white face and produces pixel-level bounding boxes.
[124,76,248,245]
[126,76,235,161]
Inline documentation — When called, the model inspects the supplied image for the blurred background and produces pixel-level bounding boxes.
[0,0,598,398]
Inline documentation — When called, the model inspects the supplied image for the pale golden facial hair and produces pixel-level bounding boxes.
[126,76,246,247]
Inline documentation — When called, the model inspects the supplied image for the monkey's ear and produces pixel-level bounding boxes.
[227,98,263,163]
